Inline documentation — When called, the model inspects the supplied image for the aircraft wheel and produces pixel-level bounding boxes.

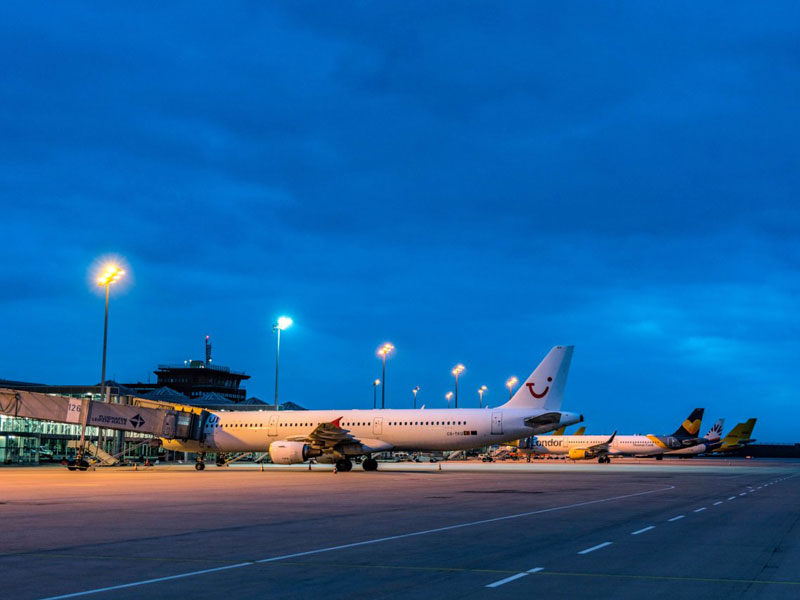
[195,462,205,471]
[656,455,664,461]
[597,457,604,463]
[77,460,89,471]
[335,458,353,472]
[67,460,77,471]
[362,458,378,471]
[606,458,612,464]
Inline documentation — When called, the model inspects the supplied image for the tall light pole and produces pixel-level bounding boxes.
[412,386,420,409]
[478,385,487,408]
[373,379,381,409]
[377,343,394,409]
[451,364,465,408]
[77,264,124,466]
[273,316,293,411]
[98,265,125,404]
[445,391,453,409]
[506,376,518,400]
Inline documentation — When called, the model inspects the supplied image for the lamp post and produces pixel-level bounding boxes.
[506,376,518,400]
[76,264,125,467]
[412,386,420,409]
[377,343,394,409]
[478,385,487,408]
[445,391,453,409]
[373,379,381,409]
[272,316,293,411]
[451,364,465,408]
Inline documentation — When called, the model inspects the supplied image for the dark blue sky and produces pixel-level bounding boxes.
[1,2,798,440]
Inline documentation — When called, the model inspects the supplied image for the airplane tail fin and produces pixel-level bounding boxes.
[500,346,574,411]
[574,426,586,435]
[550,426,566,436]
[671,408,704,438]
[705,418,724,440]
[723,418,758,445]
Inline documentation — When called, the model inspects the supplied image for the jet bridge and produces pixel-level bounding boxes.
[0,387,208,441]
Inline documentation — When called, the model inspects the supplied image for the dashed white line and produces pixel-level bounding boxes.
[578,542,613,554]
[713,501,723,506]
[693,507,707,513]
[668,515,685,522]
[632,526,655,535]
[728,496,736,500]
[527,567,544,573]
[739,492,747,496]
[486,573,529,588]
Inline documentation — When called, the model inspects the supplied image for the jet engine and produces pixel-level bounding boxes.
[568,448,590,460]
[269,441,320,464]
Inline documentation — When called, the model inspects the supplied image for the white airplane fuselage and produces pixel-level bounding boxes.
[524,434,672,457]
[163,408,583,455]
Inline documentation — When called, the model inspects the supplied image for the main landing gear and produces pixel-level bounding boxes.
[598,456,611,464]
[215,453,227,467]
[195,453,206,471]
[335,458,353,472]
[362,457,378,471]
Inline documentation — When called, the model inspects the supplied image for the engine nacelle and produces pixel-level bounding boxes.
[568,448,590,460]
[269,441,317,464]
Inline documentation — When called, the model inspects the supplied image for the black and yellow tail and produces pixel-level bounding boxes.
[671,408,704,439]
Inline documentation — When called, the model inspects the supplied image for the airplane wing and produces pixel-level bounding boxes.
[286,417,360,453]
[587,432,617,456]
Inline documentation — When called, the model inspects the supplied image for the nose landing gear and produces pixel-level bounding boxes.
[195,453,206,471]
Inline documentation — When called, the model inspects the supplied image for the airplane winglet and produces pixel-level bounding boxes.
[607,431,617,444]
[330,417,342,428]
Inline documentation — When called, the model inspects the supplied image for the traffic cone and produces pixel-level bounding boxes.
[333,466,338,474]
[260,463,264,472]
[308,463,311,471]
[134,463,138,471]
[438,462,442,471]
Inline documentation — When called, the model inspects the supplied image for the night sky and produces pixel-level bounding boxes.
[2,2,798,441]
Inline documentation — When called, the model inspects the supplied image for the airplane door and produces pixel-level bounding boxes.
[268,415,278,437]
[491,411,503,435]
[373,417,383,436]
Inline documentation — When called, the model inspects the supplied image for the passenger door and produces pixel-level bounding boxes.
[373,417,383,436]
[267,414,278,437]
[491,411,503,435]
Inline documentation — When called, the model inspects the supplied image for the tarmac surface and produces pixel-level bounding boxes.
[1,459,799,600]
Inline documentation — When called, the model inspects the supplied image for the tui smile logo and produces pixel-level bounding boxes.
[130,414,145,428]
[526,377,552,399]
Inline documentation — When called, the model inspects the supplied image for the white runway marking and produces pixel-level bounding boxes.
[693,507,707,513]
[668,515,685,522]
[37,563,253,600]
[486,573,528,588]
[632,526,655,535]
[38,486,674,600]
[527,567,544,573]
[713,501,723,505]
[739,492,747,496]
[578,542,613,554]
[728,496,737,500]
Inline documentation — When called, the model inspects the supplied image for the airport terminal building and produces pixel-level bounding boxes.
[0,344,302,464]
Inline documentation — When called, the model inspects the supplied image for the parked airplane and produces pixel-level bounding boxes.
[712,418,758,453]
[515,408,706,463]
[162,345,583,471]
[666,419,725,456]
